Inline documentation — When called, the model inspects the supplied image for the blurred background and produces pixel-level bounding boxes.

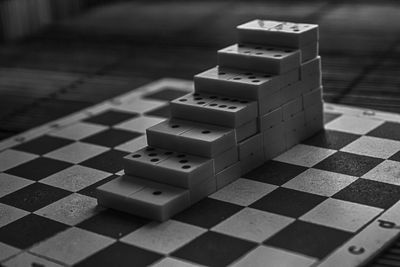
[0,0,399,141]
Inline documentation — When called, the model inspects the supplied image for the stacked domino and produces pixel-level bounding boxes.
[95,19,324,221]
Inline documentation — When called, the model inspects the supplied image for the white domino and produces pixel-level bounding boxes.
[303,87,323,108]
[123,147,214,189]
[195,66,281,100]
[238,133,263,159]
[237,19,319,48]
[263,122,287,160]
[259,107,283,132]
[96,175,190,221]
[235,119,258,142]
[218,43,301,74]
[147,119,236,157]
[170,92,258,127]
[215,161,241,189]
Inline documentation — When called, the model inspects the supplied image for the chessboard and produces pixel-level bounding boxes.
[1,79,400,267]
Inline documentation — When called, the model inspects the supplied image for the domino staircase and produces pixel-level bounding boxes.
[95,19,324,221]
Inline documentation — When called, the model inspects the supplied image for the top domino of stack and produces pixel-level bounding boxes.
[237,19,318,48]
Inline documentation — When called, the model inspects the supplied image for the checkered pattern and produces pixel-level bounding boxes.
[0,80,400,266]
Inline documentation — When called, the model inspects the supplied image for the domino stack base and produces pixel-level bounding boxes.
[95,19,324,221]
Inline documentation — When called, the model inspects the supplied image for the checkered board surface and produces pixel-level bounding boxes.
[1,79,400,267]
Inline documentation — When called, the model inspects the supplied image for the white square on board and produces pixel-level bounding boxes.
[115,134,147,153]
[341,136,400,159]
[363,160,400,186]
[231,245,316,267]
[212,208,294,243]
[35,193,102,226]
[283,168,358,197]
[0,173,34,198]
[40,165,111,192]
[114,116,165,133]
[115,99,166,114]
[325,115,383,135]
[49,122,107,141]
[0,203,29,228]
[45,142,109,164]
[3,252,63,267]
[209,178,277,206]
[275,144,336,167]
[0,149,37,172]
[151,257,202,267]
[0,242,19,262]
[121,220,205,254]
[30,228,114,265]
[300,198,382,232]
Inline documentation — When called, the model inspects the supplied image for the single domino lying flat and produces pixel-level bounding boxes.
[170,92,258,127]
[96,175,190,221]
[237,19,319,48]
[123,146,214,189]
[147,119,236,157]
[218,44,301,74]
[194,66,280,100]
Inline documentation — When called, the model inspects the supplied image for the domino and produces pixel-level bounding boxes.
[263,122,287,160]
[147,119,236,157]
[218,43,301,74]
[304,101,324,137]
[146,118,195,149]
[170,92,258,127]
[301,73,322,92]
[284,111,306,148]
[215,161,242,189]
[123,147,214,189]
[195,66,281,100]
[259,89,284,115]
[259,107,283,132]
[213,146,239,173]
[303,87,323,108]
[282,97,303,121]
[240,148,265,175]
[96,175,190,221]
[281,80,305,102]
[301,41,319,62]
[238,133,263,159]
[235,119,258,142]
[237,19,319,48]
[301,56,321,78]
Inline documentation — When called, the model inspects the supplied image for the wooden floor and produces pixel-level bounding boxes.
[0,0,399,140]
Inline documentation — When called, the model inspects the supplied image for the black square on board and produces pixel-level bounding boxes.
[367,122,400,141]
[302,129,360,150]
[0,183,71,212]
[77,209,149,239]
[144,105,170,118]
[250,188,326,218]
[172,231,256,267]
[390,151,400,162]
[333,178,400,209]
[75,242,162,267]
[173,198,243,228]
[13,136,73,155]
[144,88,188,101]
[84,110,138,126]
[244,160,307,186]
[314,151,383,177]
[5,157,72,181]
[80,150,129,173]
[81,129,142,148]
[265,221,352,259]
[0,214,68,249]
